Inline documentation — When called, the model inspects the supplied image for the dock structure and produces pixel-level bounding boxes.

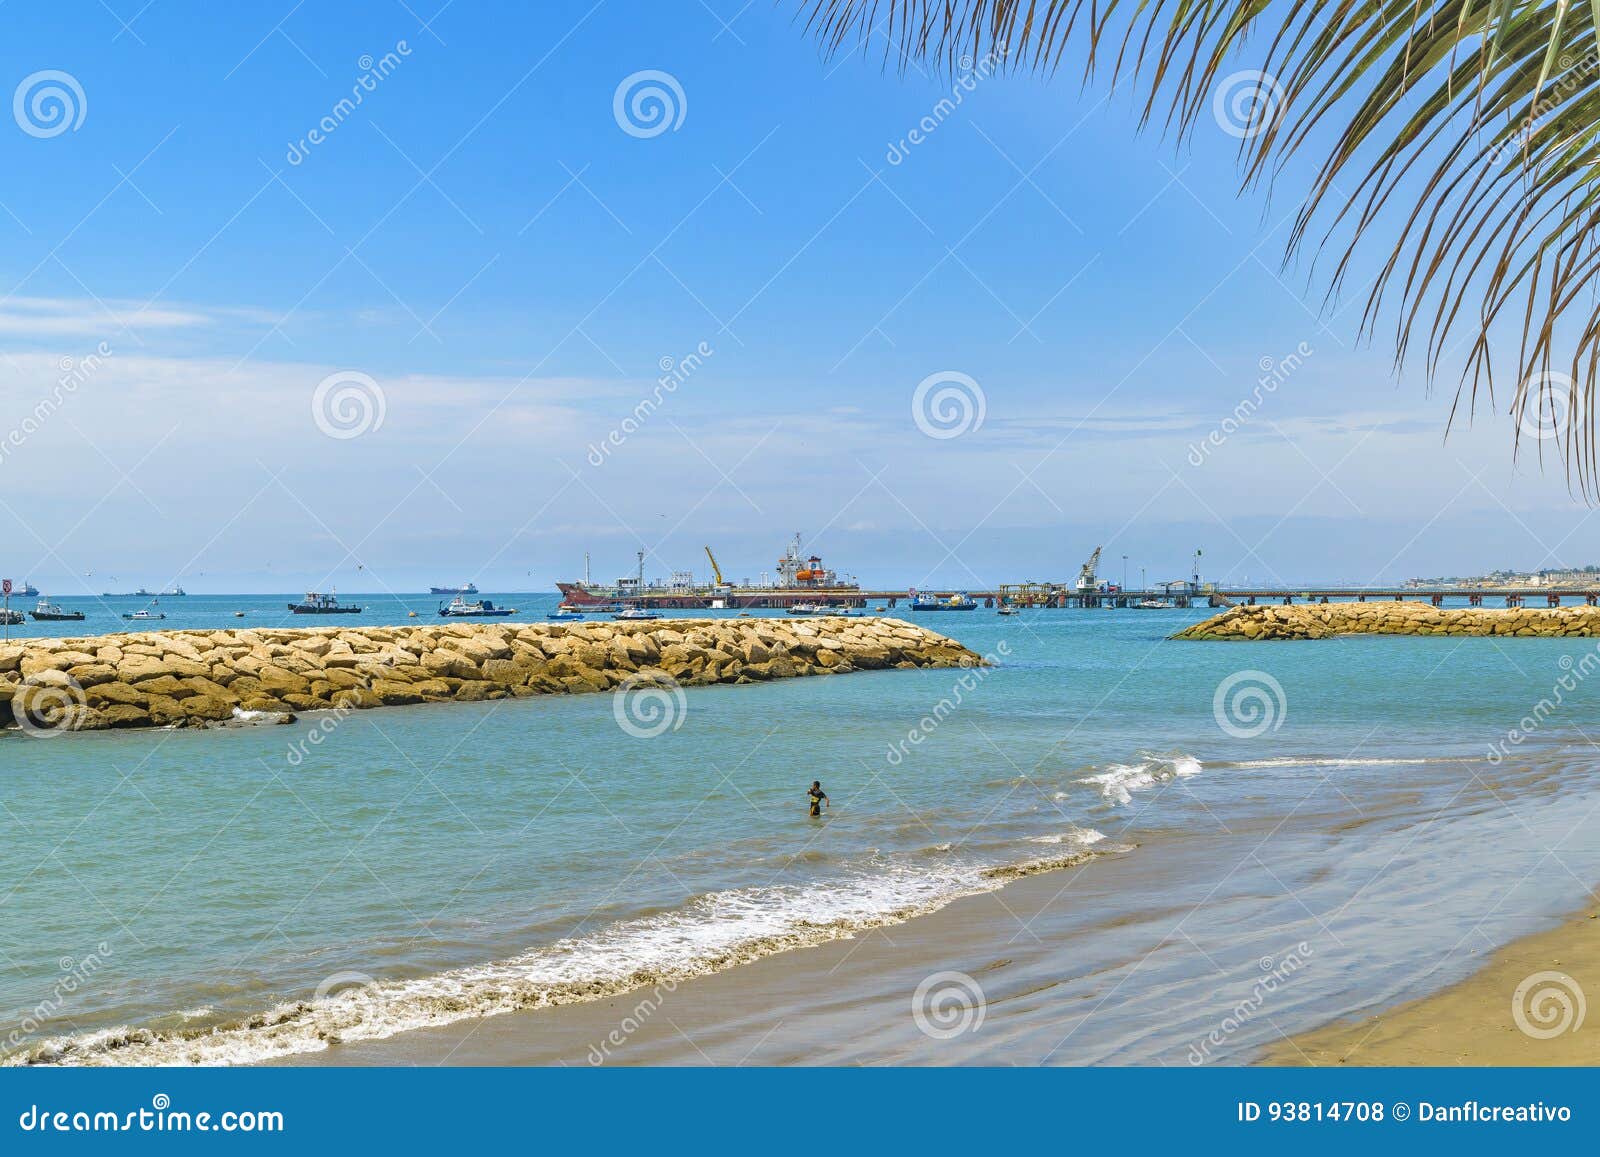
[619,587,1600,610]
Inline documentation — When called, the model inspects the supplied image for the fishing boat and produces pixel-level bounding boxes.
[438,596,516,618]
[30,598,84,622]
[287,590,362,615]
[122,609,166,621]
[613,606,661,621]
[0,609,23,626]
[430,582,479,595]
[910,592,978,611]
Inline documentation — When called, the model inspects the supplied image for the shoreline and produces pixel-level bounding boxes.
[1265,895,1599,1066]
[268,843,1141,1067]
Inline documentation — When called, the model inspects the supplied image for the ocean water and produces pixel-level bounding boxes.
[4,595,1600,1065]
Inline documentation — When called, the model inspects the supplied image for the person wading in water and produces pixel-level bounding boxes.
[807,780,829,818]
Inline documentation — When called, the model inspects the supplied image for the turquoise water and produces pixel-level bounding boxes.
[5,597,1600,1064]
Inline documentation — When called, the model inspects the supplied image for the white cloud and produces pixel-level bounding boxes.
[0,295,216,337]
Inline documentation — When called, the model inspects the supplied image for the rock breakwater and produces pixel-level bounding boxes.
[0,617,982,735]
[1173,602,1600,641]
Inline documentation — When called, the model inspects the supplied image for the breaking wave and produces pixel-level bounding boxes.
[10,836,1116,1068]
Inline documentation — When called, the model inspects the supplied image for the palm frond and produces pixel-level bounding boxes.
[799,0,1600,487]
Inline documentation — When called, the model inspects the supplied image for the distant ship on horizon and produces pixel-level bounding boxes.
[430,582,479,595]
[557,535,863,610]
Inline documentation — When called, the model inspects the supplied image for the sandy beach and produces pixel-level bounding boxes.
[1266,898,1599,1066]
[270,803,1600,1068]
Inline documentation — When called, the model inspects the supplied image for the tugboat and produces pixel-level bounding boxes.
[430,582,479,596]
[30,597,85,622]
[288,590,362,615]
[438,596,516,618]
[910,592,978,611]
[122,608,166,621]
[613,605,661,621]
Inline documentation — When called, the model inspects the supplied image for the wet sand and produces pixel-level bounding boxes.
[276,846,1151,1066]
[1266,898,1599,1066]
[267,806,1600,1069]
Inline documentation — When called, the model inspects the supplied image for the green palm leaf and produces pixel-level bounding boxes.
[799,1,1600,485]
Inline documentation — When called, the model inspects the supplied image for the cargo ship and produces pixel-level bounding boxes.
[556,536,863,610]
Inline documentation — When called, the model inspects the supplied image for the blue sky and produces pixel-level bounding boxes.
[0,1,1587,593]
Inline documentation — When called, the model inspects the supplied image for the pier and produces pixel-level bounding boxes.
[616,586,1600,611]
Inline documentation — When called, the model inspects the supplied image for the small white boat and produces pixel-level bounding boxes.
[122,609,166,621]
[546,608,586,621]
[613,606,661,621]
[1134,599,1174,610]
[786,602,822,615]
[439,596,516,618]
[997,605,1019,616]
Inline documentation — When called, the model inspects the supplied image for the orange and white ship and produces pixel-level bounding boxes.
[556,535,863,609]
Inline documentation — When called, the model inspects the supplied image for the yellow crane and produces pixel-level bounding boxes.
[704,546,728,587]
